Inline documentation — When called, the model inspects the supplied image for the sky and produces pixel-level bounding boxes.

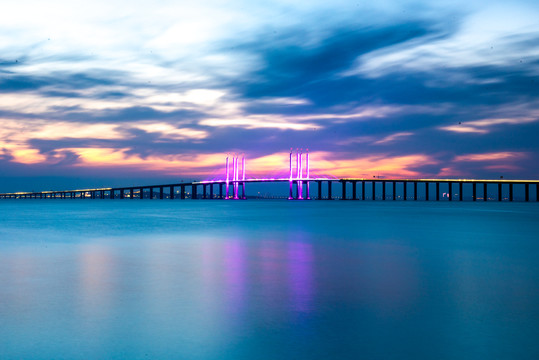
[1,0,539,191]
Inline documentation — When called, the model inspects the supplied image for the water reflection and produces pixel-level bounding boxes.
[287,241,314,314]
[1,201,539,359]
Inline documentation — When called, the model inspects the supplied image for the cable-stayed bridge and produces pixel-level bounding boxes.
[1,150,538,202]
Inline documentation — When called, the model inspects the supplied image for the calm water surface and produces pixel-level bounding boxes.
[0,200,538,359]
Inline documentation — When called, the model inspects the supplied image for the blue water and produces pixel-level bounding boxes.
[0,200,538,359]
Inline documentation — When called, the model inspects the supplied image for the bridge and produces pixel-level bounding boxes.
[1,150,538,202]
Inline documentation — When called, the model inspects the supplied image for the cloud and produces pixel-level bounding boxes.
[440,116,539,134]
[454,152,525,162]
[1,0,539,187]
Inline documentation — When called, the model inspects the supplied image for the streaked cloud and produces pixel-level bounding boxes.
[1,0,539,190]
[454,152,525,162]
[440,117,538,134]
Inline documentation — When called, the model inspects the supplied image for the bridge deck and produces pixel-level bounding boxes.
[1,177,538,202]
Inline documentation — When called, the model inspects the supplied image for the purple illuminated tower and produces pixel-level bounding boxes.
[298,149,303,200]
[242,154,246,199]
[225,154,230,199]
[306,150,310,199]
[234,155,239,199]
[296,149,300,199]
[289,149,293,200]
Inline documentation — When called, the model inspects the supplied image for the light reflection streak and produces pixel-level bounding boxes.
[287,241,314,314]
[224,240,246,315]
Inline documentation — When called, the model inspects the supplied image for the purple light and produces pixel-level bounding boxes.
[306,150,310,199]
[298,149,303,200]
[234,155,239,199]
[289,149,293,199]
[242,154,246,199]
[225,154,230,199]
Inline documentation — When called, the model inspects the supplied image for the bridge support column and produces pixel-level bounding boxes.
[342,181,346,200]
[382,181,386,200]
[459,182,463,201]
[181,185,185,199]
[210,184,214,199]
[110,190,114,200]
[203,184,207,199]
[473,183,477,201]
[120,189,124,199]
[403,182,407,201]
[192,184,197,199]
[219,183,223,199]
[525,183,529,202]
[498,183,502,201]
[449,183,452,201]
[352,181,357,200]
[242,182,246,199]
[426,183,429,201]
[159,187,163,199]
[317,181,322,200]
[509,183,513,202]
[130,188,134,199]
[372,181,375,200]
[537,184,539,202]
[140,188,144,199]
[484,183,487,201]
[362,181,365,200]
[328,181,332,200]
[393,181,396,201]
[414,181,418,201]
[149,188,153,200]
[436,182,440,201]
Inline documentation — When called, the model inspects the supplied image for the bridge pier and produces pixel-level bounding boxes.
[372,181,375,200]
[317,180,322,200]
[342,181,346,200]
[192,184,197,199]
[382,181,386,200]
[203,184,207,199]
[130,188,134,199]
[181,185,185,199]
[473,183,477,201]
[484,183,487,201]
[525,183,529,202]
[509,183,513,202]
[352,181,357,200]
[426,182,429,201]
[328,181,333,200]
[403,182,407,201]
[393,181,396,200]
[449,183,452,201]
[414,181,418,201]
[498,183,502,201]
[362,181,365,200]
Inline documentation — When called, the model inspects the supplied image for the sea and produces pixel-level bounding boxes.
[0,199,538,360]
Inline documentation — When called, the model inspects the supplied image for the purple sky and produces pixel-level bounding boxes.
[1,0,539,191]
